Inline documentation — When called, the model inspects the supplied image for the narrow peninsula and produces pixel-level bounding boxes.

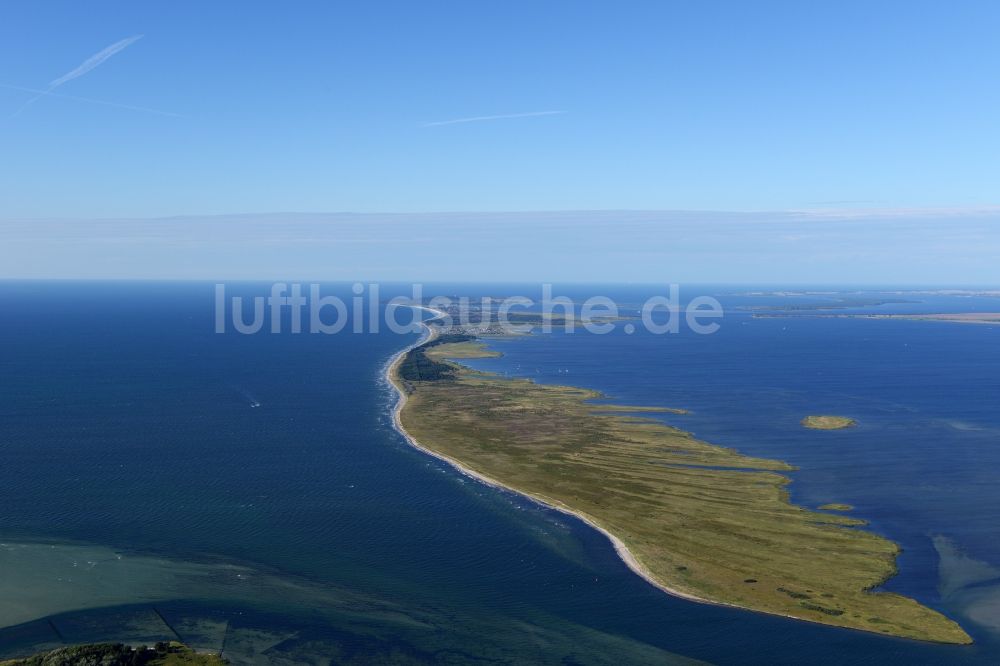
[387,316,970,645]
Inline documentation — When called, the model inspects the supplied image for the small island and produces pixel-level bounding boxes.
[820,503,854,511]
[802,415,857,430]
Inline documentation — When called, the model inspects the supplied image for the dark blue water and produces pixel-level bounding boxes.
[1,282,998,664]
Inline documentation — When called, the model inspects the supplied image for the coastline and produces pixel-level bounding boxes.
[383,308,780,615]
[384,306,972,644]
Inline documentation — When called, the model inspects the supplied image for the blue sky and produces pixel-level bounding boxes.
[2,0,999,217]
[1,2,999,283]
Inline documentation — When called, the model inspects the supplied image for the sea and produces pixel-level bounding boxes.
[1,281,999,665]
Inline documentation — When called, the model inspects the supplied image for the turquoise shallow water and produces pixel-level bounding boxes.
[1,282,998,664]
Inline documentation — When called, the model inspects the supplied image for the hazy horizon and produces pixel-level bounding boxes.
[3,208,1000,284]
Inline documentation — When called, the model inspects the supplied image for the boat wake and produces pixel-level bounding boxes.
[230,384,262,408]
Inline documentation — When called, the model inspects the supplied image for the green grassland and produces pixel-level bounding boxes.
[425,340,502,359]
[589,405,690,415]
[395,341,970,644]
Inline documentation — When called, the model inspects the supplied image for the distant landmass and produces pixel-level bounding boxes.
[756,313,1000,325]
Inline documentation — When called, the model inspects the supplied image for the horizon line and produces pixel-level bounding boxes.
[2,277,999,288]
[4,205,1000,223]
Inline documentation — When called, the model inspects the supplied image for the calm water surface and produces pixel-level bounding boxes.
[1,283,998,664]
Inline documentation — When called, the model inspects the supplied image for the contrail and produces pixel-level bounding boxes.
[0,83,183,118]
[49,35,143,88]
[11,34,144,118]
[422,110,566,127]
